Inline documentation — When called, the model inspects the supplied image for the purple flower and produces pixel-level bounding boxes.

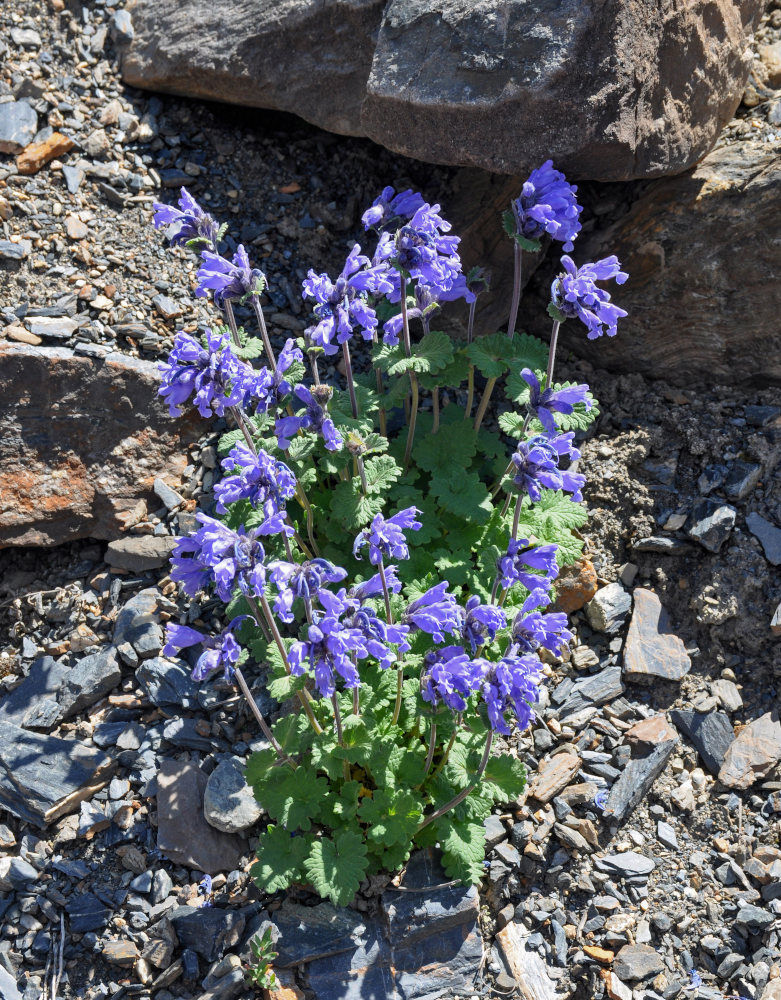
[288,615,368,698]
[353,507,422,565]
[477,652,541,735]
[460,596,506,654]
[152,187,221,249]
[272,338,303,396]
[275,384,343,452]
[421,646,482,712]
[196,244,266,306]
[402,582,461,644]
[349,565,403,602]
[520,368,592,435]
[266,558,348,623]
[496,539,559,592]
[344,604,411,670]
[214,444,297,516]
[158,328,253,419]
[511,590,573,656]
[593,789,609,811]
[550,255,628,339]
[170,511,289,602]
[162,618,245,682]
[687,970,703,990]
[362,187,426,230]
[511,161,582,252]
[302,245,393,355]
[512,432,586,503]
[375,203,463,297]
[382,277,475,344]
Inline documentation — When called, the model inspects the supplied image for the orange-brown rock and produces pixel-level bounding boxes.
[584,945,615,964]
[528,753,581,803]
[554,558,599,614]
[16,132,75,175]
[625,714,678,751]
[0,343,200,547]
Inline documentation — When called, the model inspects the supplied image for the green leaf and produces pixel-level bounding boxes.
[498,411,527,438]
[218,428,246,457]
[233,336,267,361]
[464,332,517,379]
[363,454,402,494]
[358,788,423,847]
[331,385,380,424]
[330,479,385,529]
[251,825,309,893]
[482,755,527,804]
[320,780,361,827]
[506,332,550,372]
[262,765,328,832]
[439,820,486,884]
[430,470,493,524]
[287,434,317,463]
[516,490,587,565]
[413,424,477,476]
[304,831,369,907]
[417,351,470,390]
[245,748,277,791]
[267,672,308,702]
[373,330,454,377]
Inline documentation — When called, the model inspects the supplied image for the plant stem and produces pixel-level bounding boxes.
[422,720,437,779]
[250,297,277,370]
[332,694,351,781]
[342,339,359,418]
[467,299,477,346]
[392,665,404,727]
[400,276,411,356]
[356,455,369,496]
[258,592,322,735]
[506,208,522,338]
[403,373,419,472]
[429,723,459,782]
[223,298,243,349]
[464,364,475,421]
[432,387,440,434]
[417,730,494,832]
[377,559,394,624]
[352,678,360,717]
[545,319,561,389]
[510,493,522,541]
[305,336,321,385]
[473,376,497,432]
[234,666,293,766]
[229,406,256,454]
[295,485,320,558]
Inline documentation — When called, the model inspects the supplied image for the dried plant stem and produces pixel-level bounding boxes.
[417,730,493,832]
[250,297,277,370]
[422,720,437,779]
[234,666,293,764]
[473,376,497,432]
[342,339,359,418]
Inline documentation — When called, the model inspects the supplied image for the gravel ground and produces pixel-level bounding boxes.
[1,2,781,1000]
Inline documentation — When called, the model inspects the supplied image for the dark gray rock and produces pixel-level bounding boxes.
[110,9,135,43]
[66,893,111,933]
[136,658,200,711]
[273,901,366,968]
[57,648,121,720]
[92,721,128,748]
[745,405,780,427]
[595,852,656,878]
[0,858,37,891]
[669,710,734,777]
[724,462,761,501]
[613,944,664,981]
[585,583,632,635]
[558,665,625,719]
[603,738,678,824]
[203,758,263,833]
[631,536,693,554]
[687,500,737,553]
[0,241,30,262]
[735,905,774,933]
[169,906,246,963]
[698,463,729,495]
[151,868,173,904]
[154,477,185,510]
[0,656,69,730]
[0,102,37,153]
[105,535,178,571]
[0,720,114,826]
[747,512,781,566]
[163,717,214,752]
[623,588,691,683]
[122,0,763,182]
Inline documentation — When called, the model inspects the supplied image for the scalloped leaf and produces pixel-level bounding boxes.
[251,825,310,893]
[359,789,423,847]
[261,765,328,832]
[304,831,368,907]
[439,820,486,884]
[373,330,454,377]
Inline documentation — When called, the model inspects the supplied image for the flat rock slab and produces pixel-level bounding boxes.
[156,758,246,874]
[0,720,114,827]
[0,343,199,547]
[622,588,691,683]
[528,754,581,804]
[613,944,664,982]
[495,920,562,1000]
[169,905,246,963]
[669,710,734,777]
[136,658,200,711]
[603,738,678,824]
[747,512,781,566]
[718,711,781,790]
[275,850,483,1000]
[595,852,656,878]
[122,0,763,181]
[0,101,38,153]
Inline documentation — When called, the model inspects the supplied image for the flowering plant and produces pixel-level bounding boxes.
[152,166,626,906]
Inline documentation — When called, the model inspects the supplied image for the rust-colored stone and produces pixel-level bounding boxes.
[528,753,581,804]
[623,588,691,682]
[554,558,599,614]
[265,969,305,1000]
[584,945,615,964]
[0,343,200,547]
[625,714,678,751]
[16,132,75,175]
[718,710,781,790]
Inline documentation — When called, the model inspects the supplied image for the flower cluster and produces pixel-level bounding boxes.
[520,368,592,435]
[214,444,297,516]
[163,619,244,682]
[511,160,582,252]
[512,432,585,503]
[353,507,421,565]
[275,384,343,452]
[496,538,559,592]
[550,255,628,339]
[153,187,221,249]
[196,244,266,306]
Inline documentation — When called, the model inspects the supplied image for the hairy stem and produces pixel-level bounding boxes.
[234,666,293,765]
[417,730,493,832]
[229,406,257,454]
[432,387,440,434]
[429,723,459,782]
[223,298,243,349]
[258,592,322,735]
[250,297,277,370]
[545,319,561,390]
[342,339,359,419]
[422,720,437,779]
[356,455,369,496]
[506,209,522,338]
[403,372,419,472]
[464,364,475,421]
[473,376,497,433]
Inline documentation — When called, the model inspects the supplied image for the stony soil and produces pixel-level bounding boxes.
[0,2,780,1000]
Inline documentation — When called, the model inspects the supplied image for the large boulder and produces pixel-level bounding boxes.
[542,138,781,385]
[0,343,200,546]
[121,0,764,181]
